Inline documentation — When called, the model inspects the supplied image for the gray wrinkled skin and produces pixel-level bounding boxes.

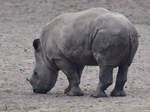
[28,8,139,97]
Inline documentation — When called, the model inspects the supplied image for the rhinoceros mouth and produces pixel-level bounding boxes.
[33,89,48,94]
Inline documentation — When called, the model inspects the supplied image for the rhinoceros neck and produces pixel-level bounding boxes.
[45,55,59,73]
[40,45,59,73]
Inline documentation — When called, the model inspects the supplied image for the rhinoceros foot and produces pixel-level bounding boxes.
[111,90,126,97]
[66,87,84,96]
[64,86,71,94]
[91,90,107,98]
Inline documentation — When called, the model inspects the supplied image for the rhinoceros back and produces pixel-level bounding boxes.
[41,8,111,64]
[40,8,138,66]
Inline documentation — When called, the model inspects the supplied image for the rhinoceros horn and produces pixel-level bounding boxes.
[26,78,32,85]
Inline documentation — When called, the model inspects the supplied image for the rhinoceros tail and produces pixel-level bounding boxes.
[128,26,139,66]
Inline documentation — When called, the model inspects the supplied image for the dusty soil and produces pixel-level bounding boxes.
[0,0,150,112]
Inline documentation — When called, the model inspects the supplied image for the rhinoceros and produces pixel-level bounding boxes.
[27,7,139,98]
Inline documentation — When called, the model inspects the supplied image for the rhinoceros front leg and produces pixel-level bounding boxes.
[111,65,128,97]
[65,73,83,96]
[64,65,84,94]
[91,66,113,98]
[54,58,84,96]
[64,76,72,94]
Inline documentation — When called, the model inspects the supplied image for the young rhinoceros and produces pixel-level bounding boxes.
[27,8,139,98]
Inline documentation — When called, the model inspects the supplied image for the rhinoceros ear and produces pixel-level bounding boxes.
[33,39,41,51]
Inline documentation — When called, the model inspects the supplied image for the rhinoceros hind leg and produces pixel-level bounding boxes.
[91,66,113,98]
[111,65,128,97]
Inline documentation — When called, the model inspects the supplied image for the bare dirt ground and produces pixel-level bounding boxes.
[0,0,150,112]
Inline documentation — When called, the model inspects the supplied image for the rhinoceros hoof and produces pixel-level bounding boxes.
[91,91,107,98]
[64,87,71,94]
[111,90,126,97]
[66,87,84,96]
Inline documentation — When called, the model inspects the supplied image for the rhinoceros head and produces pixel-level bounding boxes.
[27,39,58,94]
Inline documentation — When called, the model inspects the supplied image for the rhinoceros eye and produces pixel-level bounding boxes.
[34,71,38,78]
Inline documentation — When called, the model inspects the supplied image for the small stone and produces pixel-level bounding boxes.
[24,48,28,52]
